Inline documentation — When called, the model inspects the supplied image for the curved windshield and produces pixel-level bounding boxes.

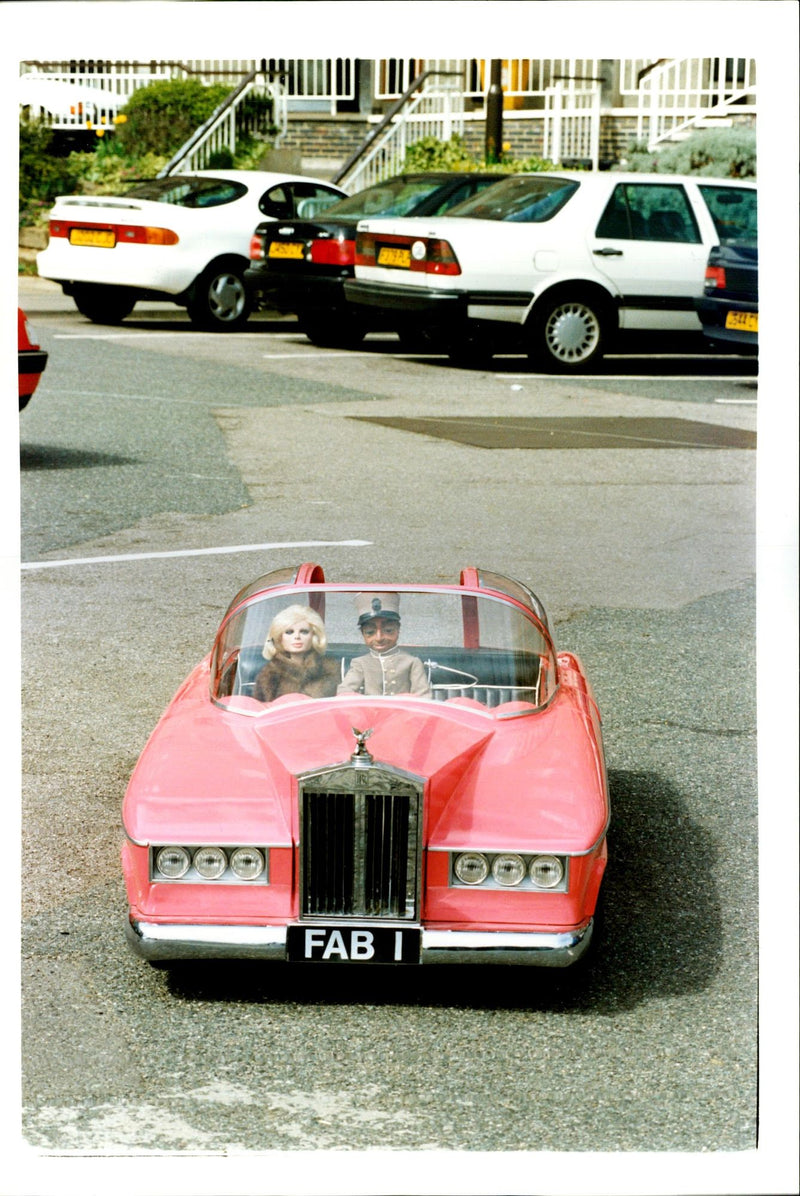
[211,586,557,717]
[124,176,247,208]
[445,175,579,222]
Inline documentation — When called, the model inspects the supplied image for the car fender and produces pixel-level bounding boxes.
[181,251,251,300]
[525,274,621,328]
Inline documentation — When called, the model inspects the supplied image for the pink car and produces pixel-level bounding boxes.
[122,564,608,969]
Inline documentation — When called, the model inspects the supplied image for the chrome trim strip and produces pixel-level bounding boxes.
[429,828,609,858]
[127,918,592,967]
[420,923,593,967]
[127,919,287,961]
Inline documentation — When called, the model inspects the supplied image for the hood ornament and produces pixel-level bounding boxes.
[351,726,374,763]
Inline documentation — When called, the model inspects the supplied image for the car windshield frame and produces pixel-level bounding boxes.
[442,175,580,223]
[210,583,558,719]
[123,176,248,208]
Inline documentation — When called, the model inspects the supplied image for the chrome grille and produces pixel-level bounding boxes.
[299,766,421,920]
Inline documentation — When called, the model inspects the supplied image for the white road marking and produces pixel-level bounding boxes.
[53,331,270,340]
[21,539,371,571]
[498,374,757,383]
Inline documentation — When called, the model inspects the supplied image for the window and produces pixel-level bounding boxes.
[446,176,579,223]
[596,184,701,243]
[125,177,248,208]
[698,186,757,247]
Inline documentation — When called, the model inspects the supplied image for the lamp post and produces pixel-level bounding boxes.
[485,59,503,163]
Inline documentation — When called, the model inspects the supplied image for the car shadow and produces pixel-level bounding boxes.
[20,444,138,472]
[163,769,725,1014]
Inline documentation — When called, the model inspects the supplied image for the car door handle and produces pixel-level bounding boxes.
[593,247,624,256]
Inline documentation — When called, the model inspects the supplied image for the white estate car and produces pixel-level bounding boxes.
[344,171,757,369]
[37,170,347,330]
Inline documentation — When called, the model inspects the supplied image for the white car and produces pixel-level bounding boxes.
[37,170,347,330]
[344,171,757,369]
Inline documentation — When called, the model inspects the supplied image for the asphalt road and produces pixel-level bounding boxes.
[15,280,768,1184]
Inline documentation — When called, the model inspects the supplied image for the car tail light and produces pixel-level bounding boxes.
[310,237,355,266]
[47,219,178,245]
[249,232,266,260]
[421,239,461,276]
[355,232,460,275]
[704,264,726,290]
[137,227,179,246]
[354,231,376,266]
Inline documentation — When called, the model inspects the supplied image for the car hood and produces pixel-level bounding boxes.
[123,664,607,853]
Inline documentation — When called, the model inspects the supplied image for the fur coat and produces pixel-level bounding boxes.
[255,650,340,703]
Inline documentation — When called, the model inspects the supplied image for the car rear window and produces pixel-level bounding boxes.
[318,179,459,220]
[124,177,248,208]
[444,175,579,222]
[698,185,758,247]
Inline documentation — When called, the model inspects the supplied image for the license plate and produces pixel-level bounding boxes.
[69,227,116,248]
[268,241,304,260]
[725,310,758,332]
[286,924,421,964]
[377,245,411,268]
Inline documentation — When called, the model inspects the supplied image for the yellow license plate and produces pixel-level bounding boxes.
[268,242,304,259]
[69,227,116,248]
[725,310,758,332]
[377,246,411,268]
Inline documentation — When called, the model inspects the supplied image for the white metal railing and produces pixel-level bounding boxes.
[261,58,356,112]
[161,78,287,174]
[543,83,601,170]
[637,57,757,147]
[336,86,464,192]
[374,58,610,100]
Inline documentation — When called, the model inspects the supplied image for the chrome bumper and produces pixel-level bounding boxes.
[127,918,593,967]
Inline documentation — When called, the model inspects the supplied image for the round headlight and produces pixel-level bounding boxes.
[411,239,426,261]
[155,846,190,879]
[454,852,489,885]
[230,846,265,881]
[193,846,227,880]
[491,853,526,886]
[529,854,564,888]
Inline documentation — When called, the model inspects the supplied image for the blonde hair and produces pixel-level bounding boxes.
[263,604,327,660]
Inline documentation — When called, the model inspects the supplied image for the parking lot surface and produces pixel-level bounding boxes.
[12,278,791,1194]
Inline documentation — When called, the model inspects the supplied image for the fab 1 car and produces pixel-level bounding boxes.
[122,564,609,970]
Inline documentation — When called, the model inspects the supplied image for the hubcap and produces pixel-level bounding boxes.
[208,273,245,322]
[545,303,600,362]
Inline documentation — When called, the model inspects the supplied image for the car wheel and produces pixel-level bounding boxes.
[187,265,251,331]
[72,284,136,325]
[531,293,608,372]
[301,315,366,349]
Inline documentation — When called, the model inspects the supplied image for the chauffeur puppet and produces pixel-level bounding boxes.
[337,592,431,698]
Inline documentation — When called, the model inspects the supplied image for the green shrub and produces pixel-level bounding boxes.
[402,133,478,172]
[18,116,86,221]
[402,133,557,174]
[618,126,756,178]
[114,78,231,158]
